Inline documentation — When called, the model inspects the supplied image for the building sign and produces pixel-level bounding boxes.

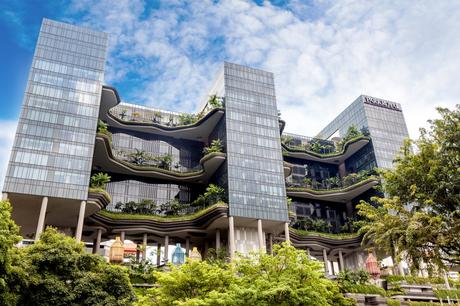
[363,96,402,111]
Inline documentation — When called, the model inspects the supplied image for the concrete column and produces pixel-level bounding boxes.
[120,231,125,243]
[306,247,310,257]
[156,243,162,266]
[142,233,148,262]
[35,196,48,241]
[2,192,8,200]
[94,228,102,254]
[215,230,221,251]
[268,233,273,254]
[284,222,290,242]
[257,219,265,252]
[338,162,346,179]
[164,236,169,263]
[323,248,330,275]
[228,216,235,259]
[345,201,353,217]
[339,250,345,272]
[75,200,86,242]
[185,237,190,257]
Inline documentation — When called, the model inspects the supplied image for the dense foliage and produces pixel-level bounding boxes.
[90,172,111,189]
[203,139,223,155]
[356,105,460,271]
[136,243,356,306]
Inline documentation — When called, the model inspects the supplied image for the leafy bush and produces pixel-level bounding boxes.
[203,139,223,155]
[208,94,223,108]
[178,113,197,125]
[292,216,333,233]
[387,299,401,306]
[90,172,111,189]
[434,289,460,300]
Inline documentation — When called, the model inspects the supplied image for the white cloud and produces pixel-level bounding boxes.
[68,0,460,138]
[0,120,17,191]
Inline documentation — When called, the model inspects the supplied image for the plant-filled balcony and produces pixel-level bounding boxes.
[110,94,225,128]
[88,172,112,202]
[287,170,376,191]
[290,214,361,238]
[108,184,226,217]
[281,126,371,160]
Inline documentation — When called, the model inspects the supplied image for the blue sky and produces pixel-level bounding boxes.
[1,0,460,187]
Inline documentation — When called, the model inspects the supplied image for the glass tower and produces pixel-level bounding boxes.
[223,62,288,222]
[318,95,409,169]
[3,18,108,200]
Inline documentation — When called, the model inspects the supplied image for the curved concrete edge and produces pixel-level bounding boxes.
[283,161,293,177]
[286,178,379,202]
[282,137,371,164]
[100,86,224,141]
[93,134,226,183]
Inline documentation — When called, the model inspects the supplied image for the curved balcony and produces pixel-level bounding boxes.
[286,177,379,203]
[282,136,371,164]
[283,161,293,177]
[92,134,226,184]
[100,86,224,142]
[87,203,229,238]
[86,188,111,216]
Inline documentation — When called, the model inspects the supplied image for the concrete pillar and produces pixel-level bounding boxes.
[35,196,48,241]
[257,219,265,252]
[120,231,125,243]
[185,237,190,257]
[157,243,162,266]
[268,233,273,254]
[142,233,148,262]
[345,201,353,217]
[306,247,310,257]
[323,248,330,275]
[284,222,290,242]
[2,192,8,200]
[339,250,345,272]
[164,236,169,263]
[75,200,86,242]
[94,228,102,254]
[228,216,235,259]
[215,230,221,251]
[338,162,346,179]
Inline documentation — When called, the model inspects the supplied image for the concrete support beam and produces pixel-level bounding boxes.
[215,230,221,251]
[257,219,264,252]
[268,233,273,254]
[75,200,86,242]
[164,236,169,263]
[338,162,347,179]
[2,193,8,200]
[120,231,125,243]
[185,237,190,257]
[35,196,48,241]
[94,228,102,254]
[284,222,290,242]
[228,216,235,259]
[339,250,345,272]
[345,201,353,217]
[323,248,330,275]
[157,243,161,266]
[142,233,148,262]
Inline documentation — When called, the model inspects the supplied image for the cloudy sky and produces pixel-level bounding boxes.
[1,0,460,188]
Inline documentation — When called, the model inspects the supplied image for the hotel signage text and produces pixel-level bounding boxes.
[363,96,402,111]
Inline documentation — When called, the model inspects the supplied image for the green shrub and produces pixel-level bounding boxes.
[434,289,460,300]
[387,299,401,306]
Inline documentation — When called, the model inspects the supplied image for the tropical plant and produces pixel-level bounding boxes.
[128,149,150,165]
[153,154,172,170]
[325,176,342,189]
[293,216,333,233]
[90,172,111,189]
[97,119,108,133]
[208,94,222,108]
[203,139,223,155]
[120,109,128,120]
[178,113,197,125]
[152,111,162,123]
[356,104,460,271]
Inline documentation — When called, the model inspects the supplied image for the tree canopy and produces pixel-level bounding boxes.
[137,243,356,306]
[357,104,460,272]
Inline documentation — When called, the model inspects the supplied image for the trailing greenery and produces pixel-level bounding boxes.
[292,216,332,233]
[385,275,454,286]
[135,243,356,305]
[356,104,460,271]
[387,299,401,306]
[97,119,112,141]
[88,187,112,202]
[203,139,223,154]
[99,202,228,222]
[290,228,360,239]
[434,289,460,300]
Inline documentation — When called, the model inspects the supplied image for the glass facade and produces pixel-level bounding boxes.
[318,95,409,169]
[3,19,108,200]
[224,63,288,221]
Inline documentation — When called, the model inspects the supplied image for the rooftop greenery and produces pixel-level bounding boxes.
[286,176,379,194]
[290,228,361,240]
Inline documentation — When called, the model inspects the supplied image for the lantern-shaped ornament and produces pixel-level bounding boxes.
[172,243,185,265]
[189,247,202,261]
[109,236,124,263]
[365,251,381,280]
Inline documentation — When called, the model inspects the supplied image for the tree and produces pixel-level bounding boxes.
[90,172,111,189]
[137,243,356,305]
[18,227,135,306]
[0,200,23,306]
[356,105,460,271]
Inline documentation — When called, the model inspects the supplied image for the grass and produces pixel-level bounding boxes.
[282,135,370,158]
[290,227,360,239]
[286,176,379,194]
[98,202,228,222]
